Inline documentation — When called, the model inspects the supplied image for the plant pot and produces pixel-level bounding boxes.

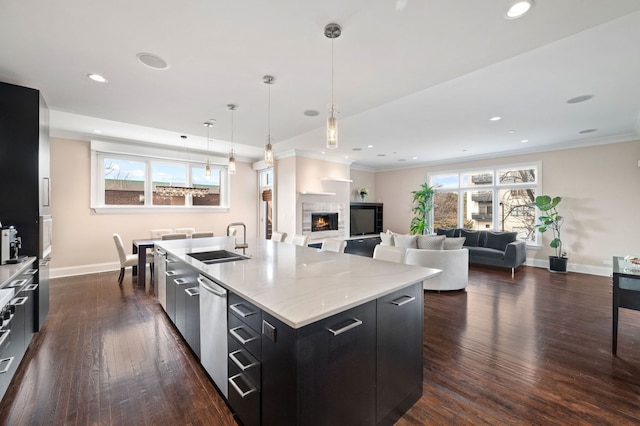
[549,256,568,273]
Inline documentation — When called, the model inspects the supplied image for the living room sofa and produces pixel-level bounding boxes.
[375,233,469,291]
[436,228,527,277]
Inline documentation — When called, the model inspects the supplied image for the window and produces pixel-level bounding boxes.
[430,162,541,244]
[91,140,229,212]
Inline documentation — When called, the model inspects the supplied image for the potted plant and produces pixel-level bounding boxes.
[533,195,567,273]
[410,183,435,235]
[358,187,368,202]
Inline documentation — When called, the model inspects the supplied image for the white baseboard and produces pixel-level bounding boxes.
[525,259,611,277]
[51,262,119,278]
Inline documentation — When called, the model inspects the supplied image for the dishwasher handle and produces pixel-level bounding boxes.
[197,275,226,297]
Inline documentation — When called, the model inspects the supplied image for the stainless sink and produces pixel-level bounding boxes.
[188,250,249,264]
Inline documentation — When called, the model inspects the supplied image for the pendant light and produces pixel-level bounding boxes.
[325,23,341,150]
[227,104,237,175]
[203,119,216,178]
[264,75,274,165]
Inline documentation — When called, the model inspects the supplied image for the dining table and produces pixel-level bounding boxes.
[132,238,158,291]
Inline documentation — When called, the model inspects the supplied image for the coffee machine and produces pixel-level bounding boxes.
[0,225,23,264]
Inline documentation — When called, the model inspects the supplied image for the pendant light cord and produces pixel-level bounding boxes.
[331,34,335,110]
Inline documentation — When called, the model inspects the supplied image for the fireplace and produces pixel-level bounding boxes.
[312,212,339,232]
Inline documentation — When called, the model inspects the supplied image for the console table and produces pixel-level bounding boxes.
[612,256,640,355]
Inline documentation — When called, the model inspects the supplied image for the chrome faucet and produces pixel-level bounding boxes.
[227,222,248,254]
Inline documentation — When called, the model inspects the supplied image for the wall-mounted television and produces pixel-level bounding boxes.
[350,203,383,236]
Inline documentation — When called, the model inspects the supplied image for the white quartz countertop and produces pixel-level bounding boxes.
[0,256,36,289]
[157,238,440,328]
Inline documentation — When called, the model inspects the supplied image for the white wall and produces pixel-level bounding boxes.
[374,140,640,276]
[351,169,376,203]
[50,137,259,277]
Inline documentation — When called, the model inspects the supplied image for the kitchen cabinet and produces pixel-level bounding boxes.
[376,283,423,423]
[228,292,262,426]
[163,255,200,357]
[0,82,50,258]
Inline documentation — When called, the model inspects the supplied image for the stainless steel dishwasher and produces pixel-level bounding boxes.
[198,274,228,397]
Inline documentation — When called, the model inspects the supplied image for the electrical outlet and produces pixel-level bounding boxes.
[603,259,612,266]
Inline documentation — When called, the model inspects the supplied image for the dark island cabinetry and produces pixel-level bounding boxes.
[258,282,423,426]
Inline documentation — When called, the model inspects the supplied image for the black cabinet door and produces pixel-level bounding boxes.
[298,300,376,426]
[376,282,423,424]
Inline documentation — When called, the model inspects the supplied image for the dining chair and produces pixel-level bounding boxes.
[161,233,187,240]
[150,228,173,239]
[175,227,196,237]
[373,244,407,263]
[320,238,346,253]
[113,233,154,284]
[192,232,214,238]
[270,231,287,242]
[291,234,309,247]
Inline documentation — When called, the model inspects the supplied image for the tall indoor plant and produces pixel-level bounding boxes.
[533,195,567,272]
[410,183,435,235]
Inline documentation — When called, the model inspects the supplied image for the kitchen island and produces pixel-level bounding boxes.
[156,237,440,425]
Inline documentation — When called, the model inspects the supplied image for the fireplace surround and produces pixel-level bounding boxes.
[302,202,345,238]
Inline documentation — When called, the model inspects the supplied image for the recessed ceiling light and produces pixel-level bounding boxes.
[521,139,529,143]
[579,129,598,134]
[505,0,534,19]
[509,130,515,134]
[352,148,362,151]
[303,110,320,117]
[93,129,102,133]
[412,156,418,160]
[490,116,502,121]
[367,145,373,148]
[87,73,107,83]
[321,151,326,154]
[136,52,169,70]
[567,94,594,104]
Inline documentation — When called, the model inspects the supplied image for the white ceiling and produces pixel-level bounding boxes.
[2,0,640,170]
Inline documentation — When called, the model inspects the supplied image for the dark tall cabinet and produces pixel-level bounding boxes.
[0,81,50,329]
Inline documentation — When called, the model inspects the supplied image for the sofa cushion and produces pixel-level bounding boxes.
[484,231,518,252]
[395,234,418,248]
[436,227,457,237]
[469,246,505,259]
[379,232,394,246]
[444,237,466,250]
[460,229,480,247]
[417,235,446,250]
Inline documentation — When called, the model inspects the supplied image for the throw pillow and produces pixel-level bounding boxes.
[444,237,466,250]
[380,232,394,246]
[460,229,480,247]
[436,227,457,237]
[417,235,446,250]
[394,234,418,248]
[484,231,517,252]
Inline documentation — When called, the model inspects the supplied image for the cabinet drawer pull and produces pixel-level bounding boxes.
[173,278,189,285]
[165,258,175,264]
[0,357,14,375]
[390,295,416,307]
[8,279,27,288]
[12,297,28,306]
[228,373,257,398]
[328,318,363,336]
[229,326,259,345]
[229,349,259,371]
[25,284,38,291]
[165,271,177,277]
[185,287,199,297]
[230,303,257,318]
[24,269,38,275]
[0,330,10,348]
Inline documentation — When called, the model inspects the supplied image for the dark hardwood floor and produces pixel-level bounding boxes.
[2,265,640,425]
